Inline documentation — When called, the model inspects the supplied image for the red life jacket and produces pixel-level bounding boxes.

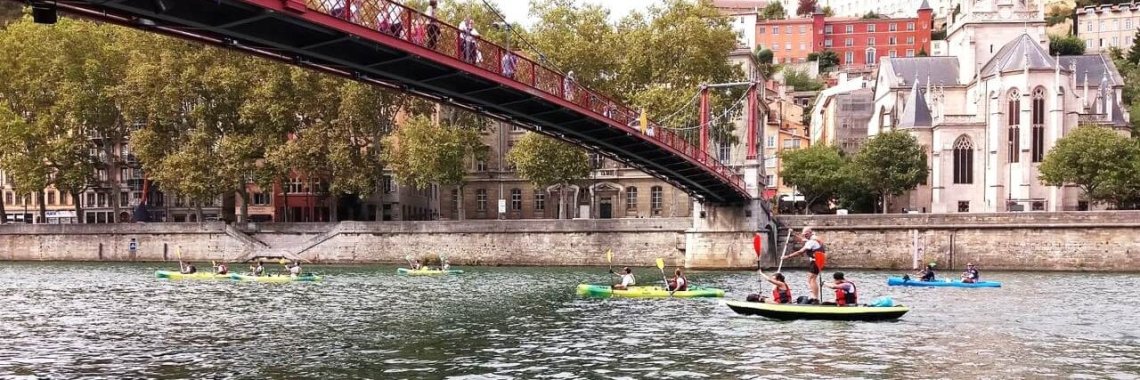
[673,276,688,291]
[834,280,857,306]
[217,264,228,274]
[772,284,792,304]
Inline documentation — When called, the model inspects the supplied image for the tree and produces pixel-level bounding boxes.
[807,50,839,71]
[754,46,776,77]
[1049,34,1086,56]
[1039,125,1140,209]
[779,145,846,213]
[506,133,590,219]
[760,1,787,20]
[852,131,928,214]
[783,68,824,91]
[796,0,818,17]
[861,11,882,19]
[381,112,488,220]
[1129,27,1140,64]
[821,6,835,17]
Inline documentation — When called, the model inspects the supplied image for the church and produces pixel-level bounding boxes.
[868,0,1131,213]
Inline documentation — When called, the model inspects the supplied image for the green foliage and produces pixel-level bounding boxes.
[381,113,488,191]
[806,50,838,71]
[1039,126,1140,209]
[1045,5,1070,27]
[917,48,928,56]
[1049,34,1086,56]
[1129,27,1140,65]
[760,1,787,20]
[783,69,824,92]
[931,28,947,41]
[796,0,817,17]
[754,46,774,66]
[861,11,882,19]
[821,6,835,17]
[778,145,845,213]
[852,131,928,213]
[506,133,590,219]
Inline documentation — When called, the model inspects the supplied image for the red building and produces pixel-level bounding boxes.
[755,3,932,69]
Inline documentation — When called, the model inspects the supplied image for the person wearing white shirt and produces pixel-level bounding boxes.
[610,267,636,290]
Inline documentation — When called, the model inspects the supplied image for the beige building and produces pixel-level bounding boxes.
[1076,2,1140,54]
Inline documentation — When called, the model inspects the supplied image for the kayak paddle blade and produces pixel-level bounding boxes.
[655,258,665,270]
[752,233,762,257]
[606,249,612,264]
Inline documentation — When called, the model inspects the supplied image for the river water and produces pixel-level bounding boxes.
[0,263,1137,379]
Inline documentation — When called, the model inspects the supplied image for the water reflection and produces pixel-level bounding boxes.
[0,263,1137,378]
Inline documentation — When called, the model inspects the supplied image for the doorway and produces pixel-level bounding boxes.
[599,197,613,219]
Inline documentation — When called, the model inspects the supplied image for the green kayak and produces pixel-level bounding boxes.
[230,273,321,282]
[576,284,725,298]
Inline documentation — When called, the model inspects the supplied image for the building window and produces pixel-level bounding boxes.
[799,25,806,34]
[824,39,833,47]
[4,192,12,205]
[765,175,775,187]
[252,192,270,205]
[86,193,96,208]
[785,43,791,51]
[845,38,853,47]
[1128,19,1134,30]
[120,191,129,207]
[758,26,766,34]
[626,186,638,209]
[953,135,974,184]
[844,51,854,64]
[845,25,853,34]
[865,48,876,65]
[476,189,487,211]
[650,186,663,210]
[534,190,545,211]
[907,36,915,45]
[476,160,486,172]
[889,36,897,45]
[824,25,832,34]
[767,135,776,147]
[510,188,522,211]
[1099,21,1105,32]
[867,24,876,33]
[46,191,56,206]
[867,37,875,47]
[889,23,897,32]
[889,50,898,58]
[786,26,792,34]
[799,42,806,51]
[783,138,801,149]
[717,141,731,162]
[1031,87,1046,163]
[907,22,915,31]
[1008,89,1021,163]
[906,49,915,57]
[958,201,969,213]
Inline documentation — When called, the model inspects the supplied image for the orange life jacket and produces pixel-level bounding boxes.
[772,284,792,304]
[834,280,857,306]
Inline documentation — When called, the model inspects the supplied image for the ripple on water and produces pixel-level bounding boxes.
[1,264,1139,378]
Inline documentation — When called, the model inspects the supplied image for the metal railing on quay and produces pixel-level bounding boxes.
[307,0,744,193]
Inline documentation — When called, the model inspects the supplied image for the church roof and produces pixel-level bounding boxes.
[885,57,960,87]
[1056,55,1125,87]
[898,81,932,129]
[918,0,932,10]
[979,34,1057,77]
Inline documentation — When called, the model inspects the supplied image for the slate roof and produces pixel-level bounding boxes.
[898,81,932,129]
[1056,55,1125,87]
[886,57,960,87]
[919,0,932,10]
[979,34,1057,78]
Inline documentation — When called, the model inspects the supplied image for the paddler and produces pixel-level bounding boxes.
[781,227,825,302]
[668,268,688,291]
[960,263,979,283]
[441,259,451,270]
[179,261,197,274]
[250,261,265,277]
[609,267,636,290]
[288,261,302,277]
[914,262,936,282]
[822,272,858,306]
[756,269,792,304]
[214,262,229,275]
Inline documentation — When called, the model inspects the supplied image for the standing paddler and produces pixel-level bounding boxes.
[782,227,826,303]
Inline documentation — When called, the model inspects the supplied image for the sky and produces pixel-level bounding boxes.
[494,0,662,26]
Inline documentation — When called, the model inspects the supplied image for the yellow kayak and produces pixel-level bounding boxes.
[397,268,464,276]
[155,270,231,281]
[576,284,725,298]
[229,274,321,282]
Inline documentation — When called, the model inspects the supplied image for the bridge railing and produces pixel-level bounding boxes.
[306,0,745,193]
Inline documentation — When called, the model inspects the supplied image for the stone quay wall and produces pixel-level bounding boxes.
[3,211,1140,271]
[777,211,1140,272]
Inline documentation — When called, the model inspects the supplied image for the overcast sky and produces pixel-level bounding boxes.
[494,0,663,26]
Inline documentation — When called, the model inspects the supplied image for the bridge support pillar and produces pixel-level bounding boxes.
[683,166,774,269]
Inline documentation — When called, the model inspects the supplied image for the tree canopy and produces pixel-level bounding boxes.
[1049,34,1086,56]
[1039,125,1140,209]
[852,131,928,213]
[760,2,787,20]
[506,132,590,219]
[796,0,818,17]
[779,145,846,213]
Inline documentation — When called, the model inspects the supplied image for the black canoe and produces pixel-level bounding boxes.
[724,300,909,321]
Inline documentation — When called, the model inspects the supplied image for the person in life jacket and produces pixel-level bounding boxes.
[250,261,265,277]
[179,261,197,274]
[960,263,980,283]
[609,267,636,290]
[915,262,936,282]
[668,268,688,291]
[288,261,302,277]
[756,269,792,304]
[782,227,826,301]
[214,262,229,275]
[823,272,858,306]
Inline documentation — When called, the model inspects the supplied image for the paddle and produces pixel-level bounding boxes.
[176,246,184,272]
[655,258,671,296]
[605,249,613,286]
[405,254,415,270]
[752,233,763,270]
[776,228,792,272]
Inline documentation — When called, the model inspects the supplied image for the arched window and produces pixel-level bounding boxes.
[1031,87,1046,162]
[1007,89,1020,163]
[952,135,974,184]
[625,186,638,210]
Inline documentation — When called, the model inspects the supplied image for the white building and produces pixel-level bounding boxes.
[1075,2,1140,54]
[868,0,1129,213]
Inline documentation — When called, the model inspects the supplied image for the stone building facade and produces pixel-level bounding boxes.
[869,0,1130,213]
[1075,2,1140,54]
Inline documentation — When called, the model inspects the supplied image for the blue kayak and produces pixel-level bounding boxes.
[887,277,1001,288]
